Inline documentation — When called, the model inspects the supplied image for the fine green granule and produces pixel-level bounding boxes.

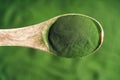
[48,15,100,58]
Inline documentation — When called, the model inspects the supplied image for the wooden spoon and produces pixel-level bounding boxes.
[0,14,104,57]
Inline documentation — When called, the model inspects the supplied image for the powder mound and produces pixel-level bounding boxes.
[48,15,100,58]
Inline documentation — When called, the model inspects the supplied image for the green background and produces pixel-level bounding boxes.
[0,0,120,80]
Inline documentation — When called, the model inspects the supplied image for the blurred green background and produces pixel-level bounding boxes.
[0,0,120,80]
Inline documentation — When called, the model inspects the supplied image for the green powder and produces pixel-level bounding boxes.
[48,15,100,58]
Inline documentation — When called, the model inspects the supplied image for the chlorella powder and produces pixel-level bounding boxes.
[48,15,100,58]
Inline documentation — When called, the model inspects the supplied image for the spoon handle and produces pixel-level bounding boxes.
[0,22,49,52]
